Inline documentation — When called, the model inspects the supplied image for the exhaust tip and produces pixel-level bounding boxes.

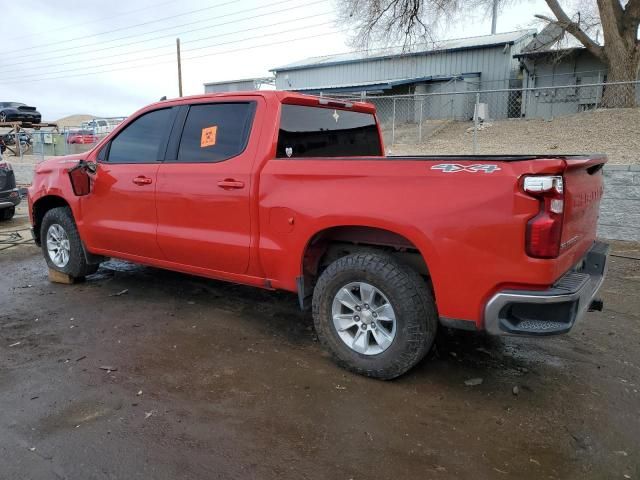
[588,298,604,312]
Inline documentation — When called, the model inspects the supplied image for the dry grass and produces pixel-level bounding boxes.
[52,114,95,128]
[389,108,640,164]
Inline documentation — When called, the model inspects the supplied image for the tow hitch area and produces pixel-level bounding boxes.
[589,298,604,312]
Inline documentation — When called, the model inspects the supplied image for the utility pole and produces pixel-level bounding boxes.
[176,38,183,97]
[491,0,498,34]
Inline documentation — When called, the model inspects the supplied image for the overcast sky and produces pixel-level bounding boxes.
[1,0,553,120]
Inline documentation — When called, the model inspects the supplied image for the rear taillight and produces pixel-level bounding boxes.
[523,175,564,259]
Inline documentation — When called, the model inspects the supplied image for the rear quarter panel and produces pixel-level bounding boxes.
[259,157,583,325]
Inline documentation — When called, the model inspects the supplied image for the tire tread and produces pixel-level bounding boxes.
[312,252,437,380]
[40,206,98,278]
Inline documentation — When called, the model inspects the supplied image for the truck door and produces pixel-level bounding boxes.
[155,99,262,274]
[80,107,176,259]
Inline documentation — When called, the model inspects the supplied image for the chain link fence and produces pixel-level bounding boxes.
[0,117,125,162]
[330,80,640,152]
[2,82,638,162]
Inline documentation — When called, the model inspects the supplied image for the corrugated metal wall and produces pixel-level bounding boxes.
[275,44,521,92]
[521,50,639,118]
[204,80,256,93]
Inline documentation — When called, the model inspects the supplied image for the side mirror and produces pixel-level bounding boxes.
[68,160,96,196]
[85,161,97,174]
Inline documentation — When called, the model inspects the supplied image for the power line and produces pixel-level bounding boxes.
[1,11,333,77]
[5,0,240,55]
[0,22,338,83]
[10,0,179,42]
[1,0,327,72]
[0,29,348,86]
[5,0,311,62]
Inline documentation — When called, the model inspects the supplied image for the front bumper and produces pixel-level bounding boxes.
[484,241,609,336]
[0,188,21,208]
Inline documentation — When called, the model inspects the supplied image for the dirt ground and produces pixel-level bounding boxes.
[390,108,640,164]
[1,205,639,480]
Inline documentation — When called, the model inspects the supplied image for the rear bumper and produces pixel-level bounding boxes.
[484,241,609,336]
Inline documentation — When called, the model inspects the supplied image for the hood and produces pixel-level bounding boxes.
[35,154,85,174]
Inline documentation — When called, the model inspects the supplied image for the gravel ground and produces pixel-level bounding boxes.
[1,205,640,479]
[389,108,640,164]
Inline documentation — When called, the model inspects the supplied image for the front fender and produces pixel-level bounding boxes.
[28,156,85,226]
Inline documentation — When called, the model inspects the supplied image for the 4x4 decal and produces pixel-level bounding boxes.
[431,164,501,173]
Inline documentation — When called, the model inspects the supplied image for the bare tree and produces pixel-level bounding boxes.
[337,0,640,107]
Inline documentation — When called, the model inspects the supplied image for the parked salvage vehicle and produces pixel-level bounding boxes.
[27,91,609,379]
[67,130,98,144]
[0,102,42,124]
[1,132,32,149]
[0,158,20,220]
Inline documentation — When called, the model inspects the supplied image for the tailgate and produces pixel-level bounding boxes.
[561,156,606,259]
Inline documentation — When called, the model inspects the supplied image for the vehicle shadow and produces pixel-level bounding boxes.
[92,259,534,383]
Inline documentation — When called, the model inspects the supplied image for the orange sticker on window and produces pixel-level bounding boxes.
[200,126,217,147]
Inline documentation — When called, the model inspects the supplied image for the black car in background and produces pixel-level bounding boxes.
[0,159,20,220]
[0,102,42,124]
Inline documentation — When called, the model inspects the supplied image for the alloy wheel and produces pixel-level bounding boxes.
[331,282,397,355]
[46,223,70,268]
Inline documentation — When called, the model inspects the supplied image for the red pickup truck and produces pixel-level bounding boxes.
[28,91,609,379]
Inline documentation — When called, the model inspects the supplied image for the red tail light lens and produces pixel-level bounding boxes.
[523,175,564,259]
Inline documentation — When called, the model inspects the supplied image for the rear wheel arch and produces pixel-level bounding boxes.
[298,225,433,307]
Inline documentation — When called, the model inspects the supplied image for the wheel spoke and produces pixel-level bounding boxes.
[351,329,369,354]
[333,314,357,332]
[375,324,392,339]
[374,303,394,321]
[359,282,375,306]
[372,328,392,350]
[336,288,360,311]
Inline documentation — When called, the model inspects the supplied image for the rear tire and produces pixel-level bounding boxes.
[40,207,99,278]
[312,252,437,380]
[1,207,15,221]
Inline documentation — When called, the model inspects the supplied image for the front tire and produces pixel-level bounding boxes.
[312,252,438,380]
[40,207,99,278]
[1,207,15,221]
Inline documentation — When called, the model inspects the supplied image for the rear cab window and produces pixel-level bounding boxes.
[277,104,382,158]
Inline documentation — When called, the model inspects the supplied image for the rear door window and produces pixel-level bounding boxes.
[175,102,255,163]
[277,104,382,158]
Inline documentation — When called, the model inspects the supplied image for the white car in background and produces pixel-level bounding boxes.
[81,118,110,134]
[80,117,125,135]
